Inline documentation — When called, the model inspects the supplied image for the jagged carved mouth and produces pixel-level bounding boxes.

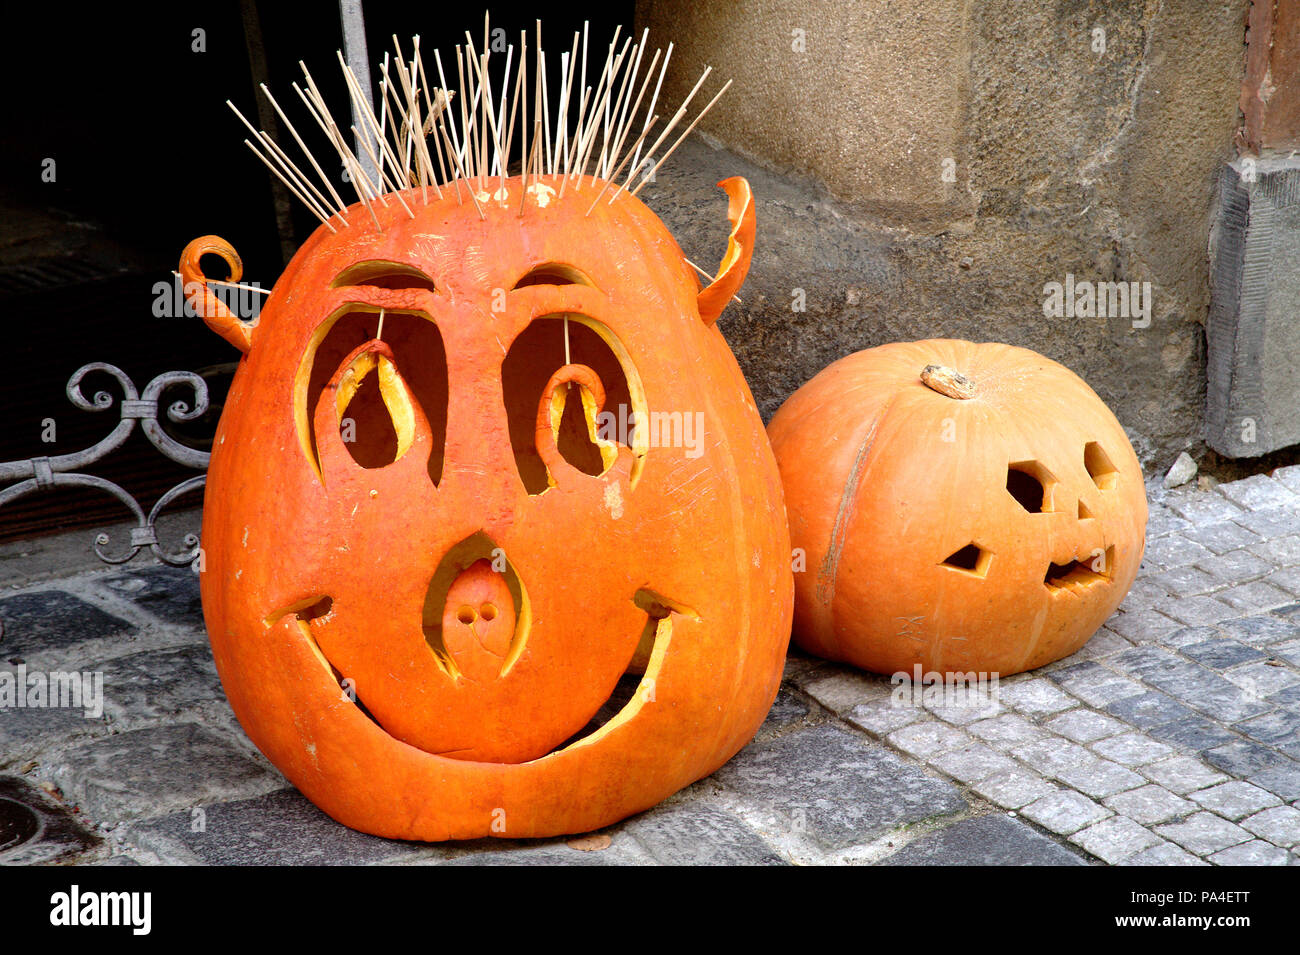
[263,539,697,763]
[1043,546,1115,595]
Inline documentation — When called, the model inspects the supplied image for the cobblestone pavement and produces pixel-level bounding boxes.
[2,468,1299,865]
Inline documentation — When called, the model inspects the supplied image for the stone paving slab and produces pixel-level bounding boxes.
[2,470,1299,864]
[712,724,969,851]
[126,788,436,866]
[885,813,1088,866]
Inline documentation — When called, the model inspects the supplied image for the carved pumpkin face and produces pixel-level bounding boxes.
[185,176,793,840]
[768,340,1147,677]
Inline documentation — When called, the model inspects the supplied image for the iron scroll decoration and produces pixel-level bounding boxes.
[0,363,211,569]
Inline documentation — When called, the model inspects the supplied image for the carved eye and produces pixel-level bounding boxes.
[303,309,448,482]
[501,314,635,493]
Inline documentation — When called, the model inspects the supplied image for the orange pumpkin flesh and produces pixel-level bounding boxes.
[768,339,1147,678]
[189,175,793,840]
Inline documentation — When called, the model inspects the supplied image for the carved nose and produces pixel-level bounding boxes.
[441,559,516,682]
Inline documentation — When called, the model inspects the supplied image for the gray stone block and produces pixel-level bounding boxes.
[713,725,967,850]
[1152,565,1221,598]
[1203,739,1291,777]
[756,689,810,737]
[100,645,228,722]
[1010,738,1095,777]
[1019,790,1112,835]
[51,722,282,825]
[1120,841,1208,865]
[100,564,205,629]
[1140,756,1230,794]
[1206,157,1300,457]
[1182,520,1262,555]
[995,678,1077,716]
[1188,781,1282,820]
[1215,612,1297,647]
[1248,533,1300,567]
[624,804,786,865]
[1232,506,1300,539]
[1216,580,1294,613]
[884,814,1087,866]
[0,591,130,661]
[1069,814,1162,864]
[1106,691,1201,730]
[845,698,924,737]
[1144,715,1237,754]
[1090,732,1174,767]
[1247,761,1300,801]
[128,788,437,865]
[1217,474,1300,512]
[1180,639,1265,670]
[929,744,1018,784]
[966,714,1046,751]
[1154,810,1251,856]
[971,770,1060,810]
[1239,805,1300,847]
[1045,709,1126,743]
[887,720,970,759]
[1047,661,1146,707]
[1054,758,1146,799]
[1141,535,1215,571]
[1207,840,1291,865]
[1103,784,1195,825]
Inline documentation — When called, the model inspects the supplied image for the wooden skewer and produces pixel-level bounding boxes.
[632,42,673,175]
[226,100,334,225]
[586,116,659,213]
[241,138,338,233]
[601,46,661,187]
[172,271,271,295]
[256,84,350,222]
[632,65,712,188]
[632,79,731,196]
[683,258,742,303]
[520,120,542,216]
[438,118,484,219]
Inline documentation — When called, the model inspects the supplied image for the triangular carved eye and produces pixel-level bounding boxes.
[318,341,418,470]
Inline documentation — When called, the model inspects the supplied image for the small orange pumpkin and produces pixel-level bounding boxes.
[768,339,1146,678]
[183,172,793,841]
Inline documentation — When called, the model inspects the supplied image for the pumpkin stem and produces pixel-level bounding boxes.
[920,364,975,399]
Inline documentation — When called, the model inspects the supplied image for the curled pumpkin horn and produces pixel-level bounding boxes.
[179,235,255,353]
[696,176,755,326]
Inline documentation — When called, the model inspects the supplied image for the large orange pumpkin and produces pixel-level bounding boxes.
[181,173,793,841]
[767,340,1146,678]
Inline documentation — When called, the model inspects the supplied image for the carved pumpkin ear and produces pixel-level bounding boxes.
[179,235,255,353]
[696,176,755,327]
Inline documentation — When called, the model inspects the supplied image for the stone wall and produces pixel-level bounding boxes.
[635,0,1252,474]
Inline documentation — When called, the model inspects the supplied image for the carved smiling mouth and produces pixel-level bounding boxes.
[263,537,696,762]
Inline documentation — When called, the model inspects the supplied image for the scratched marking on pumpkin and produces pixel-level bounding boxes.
[897,615,925,642]
[816,396,896,608]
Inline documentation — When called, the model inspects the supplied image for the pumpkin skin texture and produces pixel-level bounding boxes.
[767,340,1146,678]
[186,176,792,840]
